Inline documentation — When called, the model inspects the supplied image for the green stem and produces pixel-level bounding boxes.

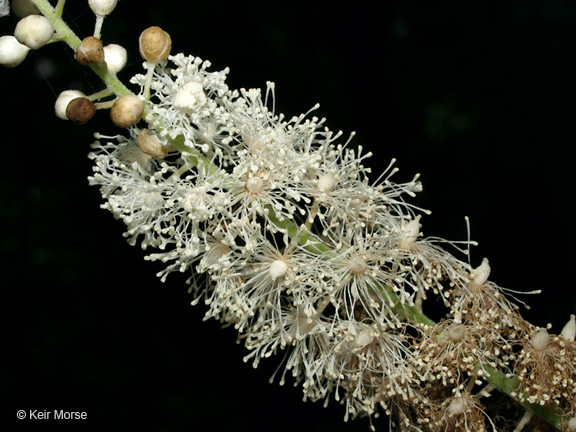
[480,365,566,430]
[31,0,132,98]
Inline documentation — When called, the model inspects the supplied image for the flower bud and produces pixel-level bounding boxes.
[110,94,144,128]
[54,89,86,120]
[137,129,167,157]
[76,36,104,65]
[0,35,29,67]
[88,0,117,17]
[103,43,127,74]
[66,97,96,124]
[11,0,40,18]
[14,14,54,50]
[139,26,171,63]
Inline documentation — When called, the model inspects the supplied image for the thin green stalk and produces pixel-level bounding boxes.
[31,0,132,97]
[480,365,566,430]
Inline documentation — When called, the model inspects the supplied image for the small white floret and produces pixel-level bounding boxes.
[560,314,576,341]
[88,0,117,16]
[269,259,288,281]
[0,35,29,67]
[173,81,207,114]
[14,14,54,50]
[103,43,127,74]
[54,90,86,120]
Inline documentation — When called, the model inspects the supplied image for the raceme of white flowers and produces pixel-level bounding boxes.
[86,51,576,429]
[3,1,576,430]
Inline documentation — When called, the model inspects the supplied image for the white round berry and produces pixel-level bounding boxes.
[88,0,117,17]
[103,43,127,74]
[0,35,29,67]
[14,14,54,50]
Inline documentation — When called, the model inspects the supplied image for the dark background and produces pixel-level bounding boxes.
[1,0,575,430]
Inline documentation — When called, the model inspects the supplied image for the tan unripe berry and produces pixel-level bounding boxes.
[139,26,171,63]
[137,129,167,157]
[66,97,96,124]
[76,36,104,65]
[110,94,144,128]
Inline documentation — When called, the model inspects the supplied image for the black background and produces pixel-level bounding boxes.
[1,0,575,430]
